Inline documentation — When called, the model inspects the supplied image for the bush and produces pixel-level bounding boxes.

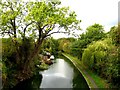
[2,38,37,88]
[82,38,120,87]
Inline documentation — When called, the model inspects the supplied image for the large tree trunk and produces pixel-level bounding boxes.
[16,39,43,82]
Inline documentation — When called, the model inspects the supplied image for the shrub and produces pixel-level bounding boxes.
[82,38,120,86]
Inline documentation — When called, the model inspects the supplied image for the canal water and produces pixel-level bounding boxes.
[13,57,89,89]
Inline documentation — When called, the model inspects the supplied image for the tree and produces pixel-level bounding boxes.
[58,37,75,53]
[109,25,120,46]
[70,39,83,59]
[40,37,59,56]
[82,36,120,87]
[109,25,120,86]
[70,24,106,59]
[0,0,81,84]
[84,23,105,43]
[48,38,59,56]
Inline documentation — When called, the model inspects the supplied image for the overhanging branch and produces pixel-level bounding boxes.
[46,31,69,37]
[42,24,48,30]
[1,31,14,35]
[23,21,35,37]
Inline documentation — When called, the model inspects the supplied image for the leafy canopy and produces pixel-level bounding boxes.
[0,0,81,40]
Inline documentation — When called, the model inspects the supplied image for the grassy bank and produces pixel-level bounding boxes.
[62,53,109,88]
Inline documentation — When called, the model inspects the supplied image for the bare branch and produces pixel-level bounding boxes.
[1,31,14,35]
[45,24,55,35]
[10,18,16,38]
[23,21,35,37]
[42,24,48,29]
[46,31,69,37]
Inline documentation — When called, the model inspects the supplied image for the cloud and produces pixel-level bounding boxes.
[51,0,119,38]
[60,0,118,30]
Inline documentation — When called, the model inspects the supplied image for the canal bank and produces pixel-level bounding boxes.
[62,53,109,88]
[12,57,89,89]
[40,58,89,88]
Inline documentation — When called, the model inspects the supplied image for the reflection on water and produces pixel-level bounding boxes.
[12,58,89,89]
[40,58,89,89]
[40,59,73,88]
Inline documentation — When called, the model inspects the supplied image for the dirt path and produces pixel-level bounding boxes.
[63,53,98,89]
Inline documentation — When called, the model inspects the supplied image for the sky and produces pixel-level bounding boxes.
[52,0,119,39]
[1,0,119,39]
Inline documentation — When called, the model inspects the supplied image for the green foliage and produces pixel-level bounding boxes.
[2,38,16,68]
[107,26,120,87]
[18,38,34,66]
[58,38,76,53]
[82,38,112,70]
[69,39,82,59]
[41,37,76,56]
[82,38,120,87]
[49,38,59,56]
[69,24,106,59]
[2,38,37,88]
[37,62,49,70]
[0,1,81,87]
[86,24,105,39]
[0,61,7,86]
[41,37,59,56]
[2,38,18,88]
[80,23,105,45]
[109,26,120,46]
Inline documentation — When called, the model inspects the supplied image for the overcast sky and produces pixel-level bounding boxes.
[1,0,119,39]
[52,0,119,39]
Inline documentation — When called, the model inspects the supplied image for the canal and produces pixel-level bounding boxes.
[13,57,89,89]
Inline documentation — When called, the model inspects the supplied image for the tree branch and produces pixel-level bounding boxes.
[42,24,48,29]
[46,31,69,37]
[10,18,16,38]
[43,24,56,38]
[36,22,42,41]
[1,31,14,35]
[23,21,35,37]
